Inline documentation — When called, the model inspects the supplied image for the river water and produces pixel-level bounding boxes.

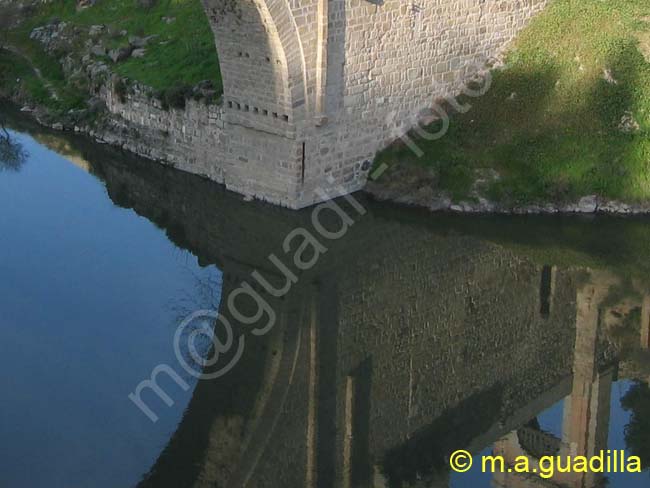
[1,109,649,487]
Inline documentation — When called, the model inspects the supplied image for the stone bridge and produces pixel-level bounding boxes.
[198,0,547,208]
[105,0,547,208]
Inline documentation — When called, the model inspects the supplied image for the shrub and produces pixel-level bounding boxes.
[162,84,192,110]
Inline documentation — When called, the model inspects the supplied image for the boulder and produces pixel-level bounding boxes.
[128,35,158,48]
[108,46,133,63]
[89,24,105,37]
[577,195,598,213]
[131,48,146,58]
[90,44,106,57]
[128,36,147,48]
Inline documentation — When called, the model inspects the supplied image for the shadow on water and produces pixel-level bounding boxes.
[3,103,650,488]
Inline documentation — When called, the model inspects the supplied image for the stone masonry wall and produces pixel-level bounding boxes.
[98,0,548,208]
[100,83,307,207]
[101,85,227,183]
[298,0,549,205]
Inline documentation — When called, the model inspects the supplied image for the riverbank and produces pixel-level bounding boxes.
[369,0,650,215]
[0,0,221,113]
[3,0,650,214]
[364,165,650,215]
[0,1,227,184]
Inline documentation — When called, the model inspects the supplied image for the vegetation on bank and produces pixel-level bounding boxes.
[0,0,221,114]
[375,0,650,205]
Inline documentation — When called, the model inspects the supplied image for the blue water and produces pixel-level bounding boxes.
[0,131,222,488]
[2,124,649,488]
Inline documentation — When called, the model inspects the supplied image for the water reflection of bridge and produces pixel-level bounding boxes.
[22,126,650,488]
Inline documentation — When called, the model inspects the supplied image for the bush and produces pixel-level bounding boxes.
[161,84,192,110]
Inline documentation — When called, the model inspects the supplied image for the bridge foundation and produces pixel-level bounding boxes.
[193,0,549,208]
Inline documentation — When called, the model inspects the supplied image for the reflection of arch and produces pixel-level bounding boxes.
[493,276,620,488]
[20,116,650,488]
[201,0,307,124]
[137,273,304,488]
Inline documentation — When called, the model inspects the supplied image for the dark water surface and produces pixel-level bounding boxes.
[1,109,650,487]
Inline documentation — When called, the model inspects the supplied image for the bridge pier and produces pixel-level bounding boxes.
[197,0,548,208]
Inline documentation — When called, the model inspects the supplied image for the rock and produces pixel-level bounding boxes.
[76,0,96,10]
[193,79,217,98]
[429,196,451,211]
[618,111,640,133]
[577,195,598,213]
[128,36,147,48]
[89,24,104,37]
[108,46,133,63]
[162,16,176,24]
[600,200,631,214]
[52,122,64,131]
[87,97,106,113]
[476,197,495,212]
[88,62,109,77]
[131,48,147,58]
[90,44,106,56]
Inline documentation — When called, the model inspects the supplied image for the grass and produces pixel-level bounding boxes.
[375,0,650,205]
[1,0,221,112]
[2,26,89,112]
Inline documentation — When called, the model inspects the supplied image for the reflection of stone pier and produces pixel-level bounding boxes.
[641,295,650,351]
[494,277,617,488]
[26,128,646,488]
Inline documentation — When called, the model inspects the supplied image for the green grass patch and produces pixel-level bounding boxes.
[4,0,221,111]
[376,0,650,205]
[31,0,221,92]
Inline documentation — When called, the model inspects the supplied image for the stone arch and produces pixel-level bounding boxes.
[201,0,307,128]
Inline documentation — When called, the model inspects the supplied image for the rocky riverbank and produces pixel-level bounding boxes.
[365,163,650,215]
[1,2,227,182]
[367,0,650,216]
